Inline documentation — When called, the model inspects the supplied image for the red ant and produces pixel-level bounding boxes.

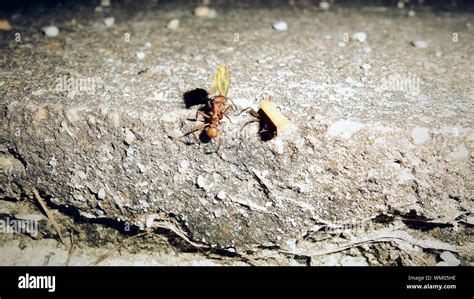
[181,94,236,153]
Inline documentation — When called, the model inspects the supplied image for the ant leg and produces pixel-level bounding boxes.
[197,110,211,120]
[238,107,259,117]
[189,110,210,122]
[227,98,238,110]
[215,129,223,154]
[224,113,234,124]
[242,119,259,130]
[180,123,209,144]
[222,106,236,124]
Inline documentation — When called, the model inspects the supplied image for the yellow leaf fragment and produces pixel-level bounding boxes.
[0,20,12,31]
[259,98,290,129]
[210,65,230,97]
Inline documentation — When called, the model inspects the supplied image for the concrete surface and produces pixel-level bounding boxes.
[0,1,473,265]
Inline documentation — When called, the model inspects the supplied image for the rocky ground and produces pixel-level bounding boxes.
[0,0,473,266]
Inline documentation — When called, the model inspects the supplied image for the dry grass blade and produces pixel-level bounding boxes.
[65,230,75,266]
[32,187,66,245]
[91,232,149,266]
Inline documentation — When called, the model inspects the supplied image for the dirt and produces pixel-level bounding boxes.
[0,1,473,266]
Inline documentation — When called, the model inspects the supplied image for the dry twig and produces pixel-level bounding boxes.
[32,187,66,245]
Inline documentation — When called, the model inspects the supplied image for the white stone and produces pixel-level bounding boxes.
[326,120,364,139]
[466,216,474,225]
[216,191,226,200]
[101,0,111,7]
[411,127,430,145]
[167,19,180,30]
[124,130,136,145]
[104,17,115,27]
[137,163,146,173]
[400,168,415,182]
[408,10,416,17]
[145,216,154,228]
[319,1,330,10]
[361,63,371,70]
[353,32,367,42]
[412,40,428,48]
[338,42,346,48]
[48,157,57,167]
[42,26,59,37]
[197,175,206,189]
[97,188,106,200]
[136,51,145,59]
[272,21,288,31]
[448,145,469,160]
[440,251,460,266]
[180,160,189,170]
[397,2,404,9]
[436,261,450,266]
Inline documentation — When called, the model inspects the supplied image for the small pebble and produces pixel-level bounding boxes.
[361,63,371,70]
[137,163,146,173]
[136,51,145,59]
[216,191,226,200]
[436,261,450,266]
[408,10,416,17]
[197,175,206,189]
[194,6,216,18]
[144,42,151,48]
[124,130,136,145]
[440,251,460,266]
[411,127,430,145]
[167,19,180,30]
[101,0,111,7]
[104,17,115,27]
[412,40,428,48]
[435,49,443,57]
[145,216,154,228]
[49,157,57,167]
[42,26,59,37]
[319,1,330,10]
[448,145,469,160]
[0,19,12,31]
[338,41,346,48]
[353,32,367,42]
[397,2,405,9]
[466,216,474,225]
[97,188,106,200]
[179,160,189,170]
[194,6,209,16]
[272,20,288,31]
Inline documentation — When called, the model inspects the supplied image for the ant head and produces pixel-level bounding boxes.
[213,95,227,104]
[207,127,218,139]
